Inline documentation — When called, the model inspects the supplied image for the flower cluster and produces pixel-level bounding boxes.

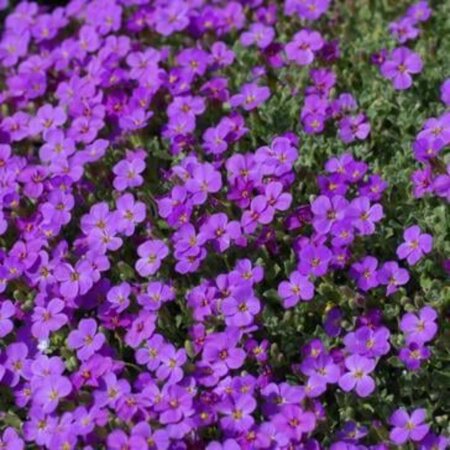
[410,79,450,201]
[0,0,447,449]
[374,1,431,90]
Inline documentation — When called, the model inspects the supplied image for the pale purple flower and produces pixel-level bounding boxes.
[348,196,383,235]
[222,284,261,327]
[0,300,15,338]
[396,225,432,265]
[240,23,275,49]
[34,376,72,413]
[400,306,438,344]
[67,318,105,361]
[390,408,429,445]
[135,240,169,277]
[278,271,315,308]
[338,355,376,397]
[31,298,67,339]
[285,30,324,65]
[230,83,270,111]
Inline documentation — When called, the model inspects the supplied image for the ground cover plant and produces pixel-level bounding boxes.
[0,0,449,448]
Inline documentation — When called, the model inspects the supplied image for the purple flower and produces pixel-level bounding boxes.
[272,405,316,441]
[397,225,433,265]
[138,281,174,312]
[41,190,74,226]
[378,261,410,295]
[389,17,420,44]
[298,243,332,277]
[219,394,256,432]
[350,256,380,291]
[115,193,146,237]
[201,213,241,252]
[240,23,275,49]
[265,181,292,211]
[206,439,241,450]
[324,307,343,337]
[344,326,391,358]
[157,384,193,424]
[113,154,146,192]
[203,331,246,373]
[338,355,376,397]
[135,334,165,371]
[348,196,383,235]
[390,408,429,445]
[285,30,324,65]
[67,318,105,361]
[185,163,222,205]
[301,354,341,385]
[241,196,274,234]
[0,428,24,450]
[31,298,67,339]
[288,0,331,20]
[154,1,189,36]
[230,83,271,111]
[399,342,431,371]
[338,114,371,144]
[407,1,432,23]
[4,343,30,387]
[381,47,423,90]
[125,311,156,349]
[156,344,186,385]
[278,271,315,308]
[54,261,94,299]
[411,167,433,198]
[413,137,444,162]
[34,376,72,413]
[419,433,449,450]
[222,284,261,327]
[311,195,348,234]
[29,104,67,138]
[135,240,169,277]
[441,79,450,106]
[0,300,15,338]
[400,306,438,344]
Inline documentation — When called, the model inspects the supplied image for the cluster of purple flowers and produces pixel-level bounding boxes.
[300,73,371,144]
[0,0,446,448]
[410,79,450,202]
[373,1,431,90]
